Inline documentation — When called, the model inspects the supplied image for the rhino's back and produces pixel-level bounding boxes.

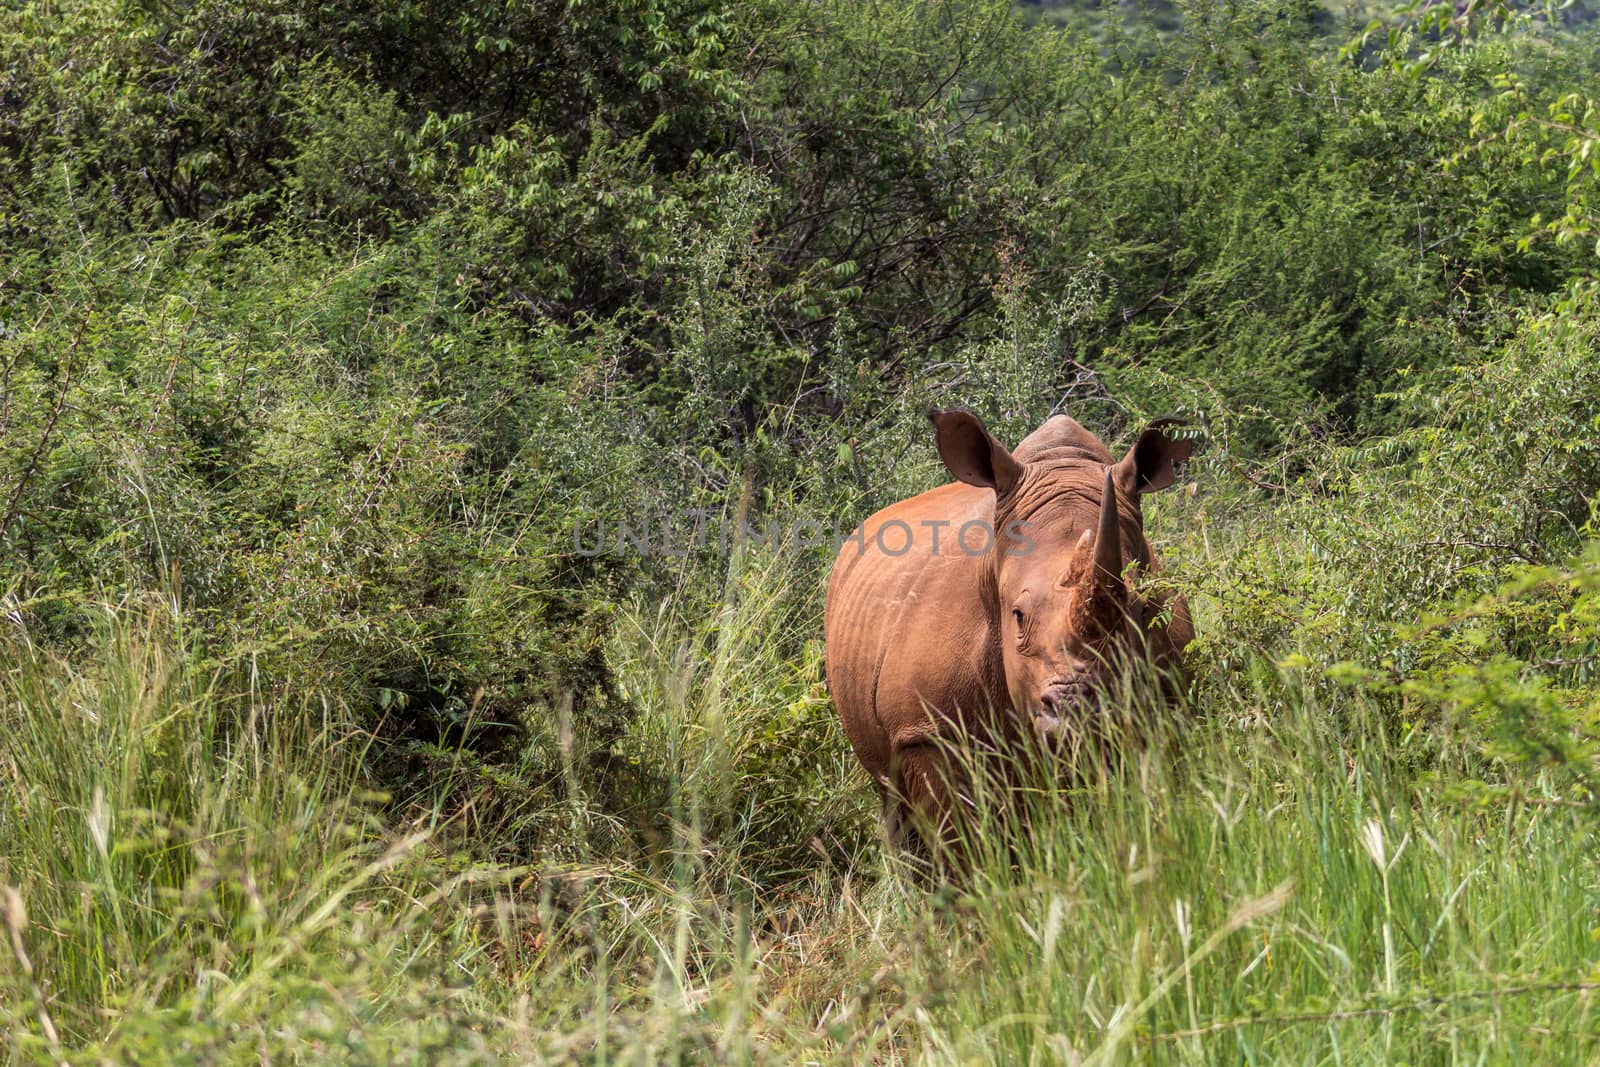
[824,482,998,785]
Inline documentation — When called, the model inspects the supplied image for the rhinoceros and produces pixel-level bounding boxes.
[823,409,1193,851]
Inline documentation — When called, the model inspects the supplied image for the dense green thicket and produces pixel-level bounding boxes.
[3,0,1594,744]
[5,0,1600,1058]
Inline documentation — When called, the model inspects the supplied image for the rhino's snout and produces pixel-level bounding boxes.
[1038,679,1088,717]
[1033,680,1085,749]
[1036,675,1100,716]
[1034,679,1099,749]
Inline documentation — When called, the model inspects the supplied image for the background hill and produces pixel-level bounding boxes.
[4,0,1600,1060]
[1020,0,1600,36]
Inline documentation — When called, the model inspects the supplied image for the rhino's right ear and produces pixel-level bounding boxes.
[929,408,1024,496]
[1115,417,1193,494]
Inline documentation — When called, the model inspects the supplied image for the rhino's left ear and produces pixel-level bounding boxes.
[1115,417,1192,494]
[929,408,1024,497]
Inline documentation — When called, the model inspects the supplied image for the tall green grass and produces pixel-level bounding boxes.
[4,546,1599,1063]
[0,598,513,1062]
[903,679,1600,1062]
[494,556,1600,1063]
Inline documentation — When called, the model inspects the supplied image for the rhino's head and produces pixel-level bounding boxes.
[930,409,1192,739]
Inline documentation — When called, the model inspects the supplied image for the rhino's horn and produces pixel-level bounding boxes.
[1093,467,1123,594]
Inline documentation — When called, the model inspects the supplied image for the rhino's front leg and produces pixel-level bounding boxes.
[886,741,960,857]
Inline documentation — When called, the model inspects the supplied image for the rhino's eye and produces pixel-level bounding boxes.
[1011,607,1025,630]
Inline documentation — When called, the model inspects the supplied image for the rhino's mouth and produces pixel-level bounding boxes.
[1031,679,1101,744]
[1032,710,1065,742]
